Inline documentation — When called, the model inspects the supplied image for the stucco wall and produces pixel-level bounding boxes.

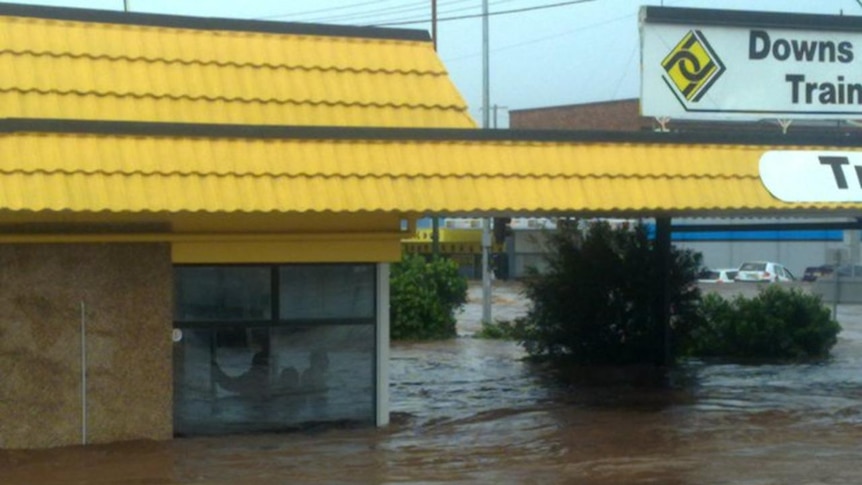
[0,243,172,449]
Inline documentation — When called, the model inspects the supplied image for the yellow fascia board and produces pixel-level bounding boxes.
[173,239,399,263]
[0,232,404,263]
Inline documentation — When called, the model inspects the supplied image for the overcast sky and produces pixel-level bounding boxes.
[7,0,862,126]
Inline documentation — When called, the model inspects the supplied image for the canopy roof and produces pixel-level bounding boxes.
[0,2,859,232]
[0,3,474,128]
[1,120,861,221]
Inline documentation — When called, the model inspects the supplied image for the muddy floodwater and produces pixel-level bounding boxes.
[3,282,862,484]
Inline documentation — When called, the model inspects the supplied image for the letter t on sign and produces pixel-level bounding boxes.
[820,156,850,189]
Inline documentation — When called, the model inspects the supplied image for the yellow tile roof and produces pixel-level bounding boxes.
[0,4,474,128]
[1,122,860,218]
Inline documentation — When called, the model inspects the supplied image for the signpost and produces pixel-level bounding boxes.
[641,7,862,120]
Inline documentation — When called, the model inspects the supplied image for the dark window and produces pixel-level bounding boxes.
[173,264,377,437]
[175,267,271,321]
[279,264,375,320]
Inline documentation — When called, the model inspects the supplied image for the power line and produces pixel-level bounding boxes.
[306,0,466,24]
[256,0,405,20]
[444,11,630,62]
[257,0,470,23]
[337,0,529,25]
[279,0,524,26]
[371,0,595,27]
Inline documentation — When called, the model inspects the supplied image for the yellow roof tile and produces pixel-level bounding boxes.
[0,4,474,128]
[1,125,860,217]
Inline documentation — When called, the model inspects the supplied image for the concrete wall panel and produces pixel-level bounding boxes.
[0,244,172,449]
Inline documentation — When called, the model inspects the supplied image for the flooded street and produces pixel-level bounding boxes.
[3,282,862,484]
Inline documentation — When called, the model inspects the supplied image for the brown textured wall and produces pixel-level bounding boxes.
[510,99,651,131]
[0,243,172,449]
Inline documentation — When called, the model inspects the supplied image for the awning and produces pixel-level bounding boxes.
[1,120,861,220]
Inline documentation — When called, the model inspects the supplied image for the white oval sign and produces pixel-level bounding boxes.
[760,150,862,202]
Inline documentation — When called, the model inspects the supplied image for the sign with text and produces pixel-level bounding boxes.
[641,7,862,119]
[760,151,862,202]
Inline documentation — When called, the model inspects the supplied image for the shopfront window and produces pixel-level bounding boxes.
[173,264,376,437]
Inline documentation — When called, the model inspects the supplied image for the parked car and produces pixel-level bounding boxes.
[818,264,862,280]
[802,265,835,282]
[735,261,795,282]
[698,268,738,284]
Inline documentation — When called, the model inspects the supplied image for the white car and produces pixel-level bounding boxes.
[735,261,795,283]
[698,268,739,284]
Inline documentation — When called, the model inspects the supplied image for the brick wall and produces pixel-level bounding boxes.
[510,98,651,131]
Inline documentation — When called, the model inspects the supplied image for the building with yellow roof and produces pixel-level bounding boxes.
[1,3,861,449]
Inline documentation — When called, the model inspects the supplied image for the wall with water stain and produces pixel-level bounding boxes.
[0,243,173,449]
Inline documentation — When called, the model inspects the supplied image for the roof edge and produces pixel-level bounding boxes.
[1,118,861,147]
[0,2,431,42]
[641,6,862,32]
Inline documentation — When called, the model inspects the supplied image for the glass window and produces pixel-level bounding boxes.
[279,264,375,320]
[173,263,378,437]
[175,267,271,322]
[739,262,766,271]
[173,324,375,436]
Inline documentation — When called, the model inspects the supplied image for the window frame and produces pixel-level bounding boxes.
[174,263,378,328]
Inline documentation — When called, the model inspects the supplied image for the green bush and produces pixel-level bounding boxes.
[690,286,841,359]
[517,220,702,366]
[474,319,520,340]
[390,254,468,340]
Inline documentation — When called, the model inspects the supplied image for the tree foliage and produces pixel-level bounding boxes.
[390,254,468,340]
[690,286,841,360]
[517,220,702,366]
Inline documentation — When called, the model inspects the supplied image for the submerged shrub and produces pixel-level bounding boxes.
[474,319,521,340]
[390,254,468,340]
[517,220,702,366]
[690,286,841,360]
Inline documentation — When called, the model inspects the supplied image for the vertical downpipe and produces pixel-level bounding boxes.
[375,263,391,427]
[80,301,88,445]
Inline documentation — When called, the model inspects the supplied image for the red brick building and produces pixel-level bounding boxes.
[510,98,861,136]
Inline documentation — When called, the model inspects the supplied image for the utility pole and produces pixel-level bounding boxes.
[123,0,130,12]
[432,0,438,50]
[481,0,492,324]
[430,0,440,257]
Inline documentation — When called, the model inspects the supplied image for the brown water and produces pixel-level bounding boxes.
[2,287,862,484]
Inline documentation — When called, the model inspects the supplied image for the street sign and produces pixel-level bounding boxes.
[641,7,862,120]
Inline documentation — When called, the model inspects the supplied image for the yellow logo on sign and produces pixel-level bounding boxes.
[661,30,725,102]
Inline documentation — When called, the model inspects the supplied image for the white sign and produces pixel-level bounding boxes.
[641,7,862,119]
[760,151,862,202]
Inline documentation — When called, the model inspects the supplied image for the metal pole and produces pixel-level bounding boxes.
[655,217,672,367]
[482,1,489,129]
[123,0,130,12]
[833,251,842,320]
[492,105,508,129]
[432,0,438,51]
[481,0,492,324]
[80,301,87,445]
[430,0,440,257]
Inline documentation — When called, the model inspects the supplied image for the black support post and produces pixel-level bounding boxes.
[431,217,440,257]
[654,216,672,367]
